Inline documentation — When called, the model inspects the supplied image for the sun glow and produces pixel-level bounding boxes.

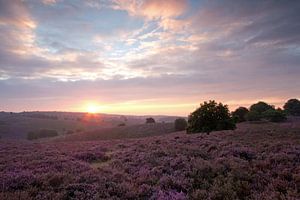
[86,103,100,114]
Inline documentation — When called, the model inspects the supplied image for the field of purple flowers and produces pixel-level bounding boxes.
[1,121,300,199]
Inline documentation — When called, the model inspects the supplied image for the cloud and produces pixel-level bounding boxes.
[112,0,187,19]
[190,0,300,46]
[42,0,57,5]
[0,0,300,114]
[0,0,36,28]
[0,0,37,54]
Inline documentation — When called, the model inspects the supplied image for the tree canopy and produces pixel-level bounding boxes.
[249,101,275,114]
[232,107,249,122]
[187,100,236,134]
[284,98,300,116]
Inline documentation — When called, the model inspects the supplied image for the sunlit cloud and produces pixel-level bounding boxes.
[42,0,57,5]
[112,0,187,19]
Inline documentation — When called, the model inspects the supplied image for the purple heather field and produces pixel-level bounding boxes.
[0,121,300,200]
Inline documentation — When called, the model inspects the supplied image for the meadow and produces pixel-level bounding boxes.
[0,119,299,199]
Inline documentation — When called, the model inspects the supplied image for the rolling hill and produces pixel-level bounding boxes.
[55,122,176,142]
[0,120,299,199]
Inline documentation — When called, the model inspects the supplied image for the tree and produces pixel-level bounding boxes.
[263,109,287,122]
[146,117,155,123]
[249,101,275,114]
[187,100,236,134]
[118,123,126,126]
[232,107,249,122]
[174,118,187,131]
[66,130,74,134]
[284,98,300,116]
[245,111,261,121]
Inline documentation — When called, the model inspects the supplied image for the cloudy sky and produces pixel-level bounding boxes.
[0,0,299,115]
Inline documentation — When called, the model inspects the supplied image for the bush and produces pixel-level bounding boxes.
[232,107,249,122]
[174,118,187,131]
[263,109,287,122]
[27,129,58,140]
[245,111,261,121]
[187,100,236,134]
[249,101,274,114]
[146,118,155,124]
[66,130,74,134]
[284,98,300,116]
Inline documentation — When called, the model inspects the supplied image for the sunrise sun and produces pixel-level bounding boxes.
[86,103,100,114]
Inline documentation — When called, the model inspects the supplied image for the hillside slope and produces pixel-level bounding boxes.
[55,123,175,141]
[0,121,300,199]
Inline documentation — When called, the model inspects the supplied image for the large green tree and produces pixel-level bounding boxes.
[187,100,236,134]
[284,98,300,116]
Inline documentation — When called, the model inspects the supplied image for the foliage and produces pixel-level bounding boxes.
[249,101,275,114]
[284,98,300,116]
[232,107,249,122]
[263,109,287,122]
[27,129,58,140]
[146,118,155,124]
[187,100,236,134]
[245,111,261,121]
[174,118,187,131]
[66,130,74,134]
[118,123,126,126]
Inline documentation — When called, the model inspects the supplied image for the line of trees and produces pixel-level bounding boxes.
[232,98,300,123]
[185,98,300,134]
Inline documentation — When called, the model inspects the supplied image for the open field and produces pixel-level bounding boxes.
[0,112,180,140]
[0,120,300,199]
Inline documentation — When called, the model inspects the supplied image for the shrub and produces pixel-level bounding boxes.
[249,101,274,114]
[263,109,287,122]
[187,100,236,134]
[174,118,187,131]
[245,111,261,121]
[146,118,155,124]
[232,107,249,122]
[284,98,300,116]
[66,130,74,134]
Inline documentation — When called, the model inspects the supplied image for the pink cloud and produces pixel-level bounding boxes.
[112,0,187,19]
[0,0,36,29]
[42,0,57,5]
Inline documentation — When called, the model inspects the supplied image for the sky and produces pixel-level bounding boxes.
[0,0,299,116]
